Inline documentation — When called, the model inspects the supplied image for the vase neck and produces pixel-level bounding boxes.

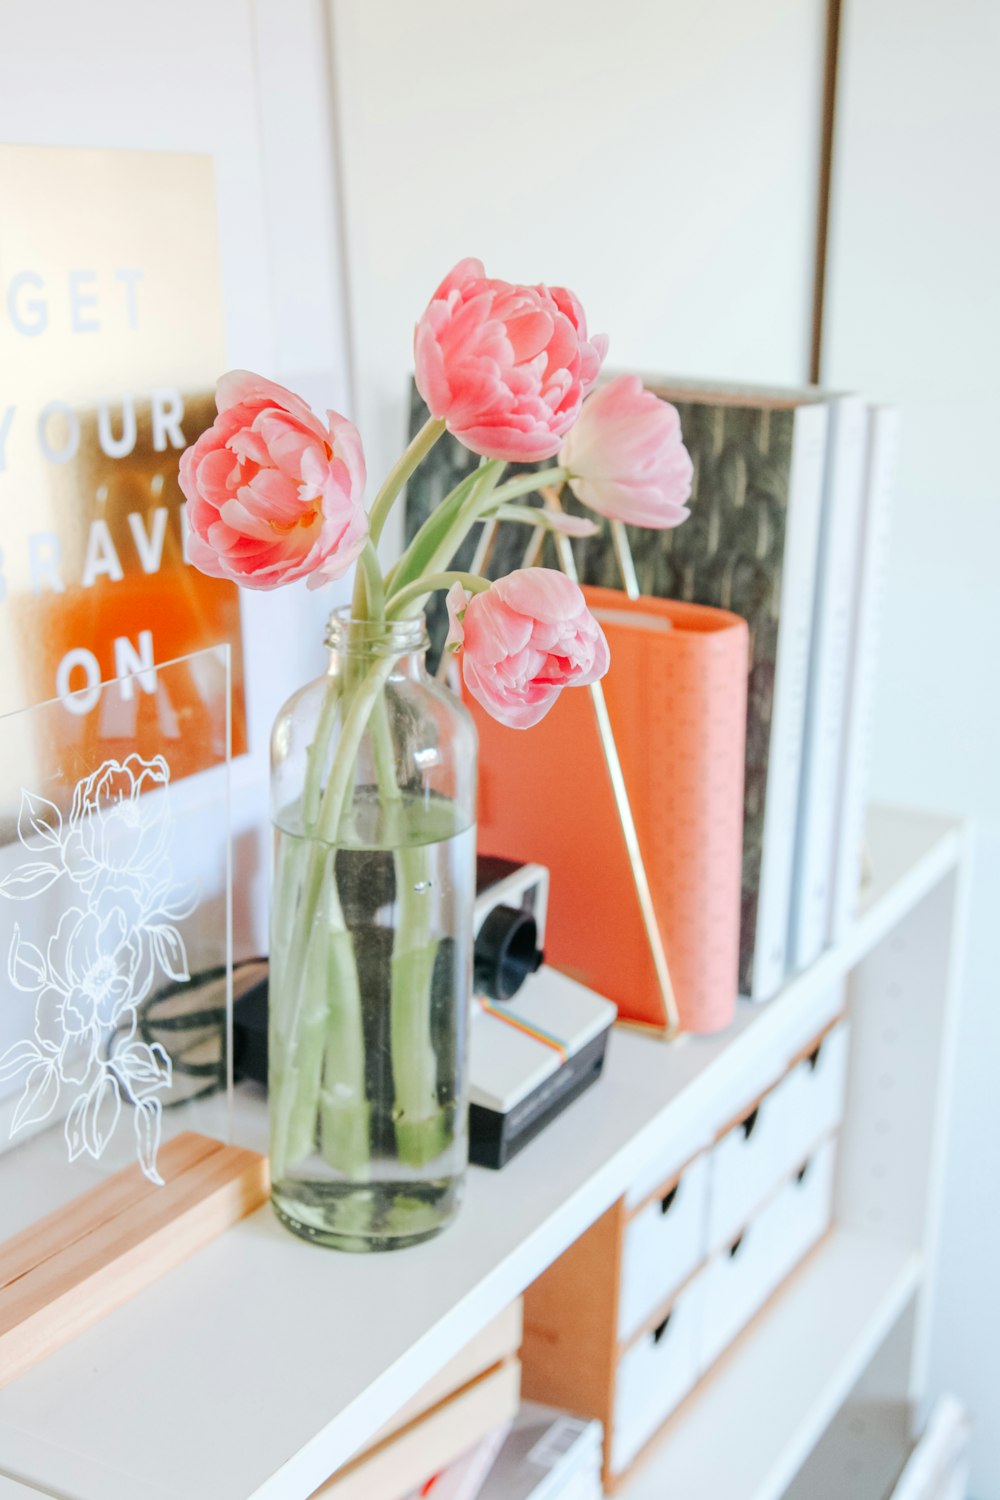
[324,610,428,675]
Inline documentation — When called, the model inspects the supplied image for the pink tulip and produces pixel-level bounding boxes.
[179,371,368,591]
[559,374,693,529]
[414,259,608,462]
[445,569,610,730]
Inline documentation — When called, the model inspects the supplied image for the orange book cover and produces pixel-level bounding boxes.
[469,587,748,1033]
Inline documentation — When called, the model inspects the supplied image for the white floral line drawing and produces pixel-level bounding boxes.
[0,754,199,1184]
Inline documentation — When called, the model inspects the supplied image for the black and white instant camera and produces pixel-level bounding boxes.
[469,857,617,1169]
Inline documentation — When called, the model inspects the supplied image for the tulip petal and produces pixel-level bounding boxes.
[560,375,693,529]
[453,568,608,730]
[178,372,368,591]
[413,260,606,462]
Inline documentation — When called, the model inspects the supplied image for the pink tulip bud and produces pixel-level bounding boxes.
[559,374,693,529]
[415,259,608,463]
[446,569,610,730]
[179,371,368,591]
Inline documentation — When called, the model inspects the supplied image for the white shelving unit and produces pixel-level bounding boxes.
[617,803,970,1499]
[0,805,969,1500]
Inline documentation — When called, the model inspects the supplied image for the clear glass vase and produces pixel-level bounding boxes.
[268,609,477,1251]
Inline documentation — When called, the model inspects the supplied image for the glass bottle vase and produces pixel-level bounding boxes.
[268,610,477,1251]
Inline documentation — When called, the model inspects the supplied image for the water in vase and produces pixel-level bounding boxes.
[268,788,474,1251]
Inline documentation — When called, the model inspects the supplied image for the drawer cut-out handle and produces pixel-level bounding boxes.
[741,1106,760,1140]
[807,1042,823,1071]
[795,1160,811,1185]
[659,1183,679,1216]
[652,1311,673,1344]
[728,1232,745,1258]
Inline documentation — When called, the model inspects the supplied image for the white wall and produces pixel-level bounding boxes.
[329,0,828,554]
[822,0,1000,1492]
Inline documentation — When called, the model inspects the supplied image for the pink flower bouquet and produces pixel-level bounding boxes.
[180,259,692,1247]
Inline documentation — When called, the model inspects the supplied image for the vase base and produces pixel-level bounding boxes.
[270,1175,462,1252]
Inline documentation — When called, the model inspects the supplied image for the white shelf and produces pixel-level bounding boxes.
[618,1232,921,1500]
[0,807,963,1500]
[783,1398,914,1500]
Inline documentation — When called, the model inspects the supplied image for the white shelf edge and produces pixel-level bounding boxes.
[853,810,966,962]
[0,807,962,1500]
[619,1231,922,1500]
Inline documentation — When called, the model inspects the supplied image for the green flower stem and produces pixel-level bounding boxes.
[390,880,449,1166]
[412,462,507,584]
[284,877,337,1165]
[271,654,396,1185]
[488,503,600,534]
[270,665,348,1179]
[269,836,325,1177]
[317,657,397,841]
[319,920,370,1176]
[386,460,500,599]
[350,415,446,622]
[368,416,447,548]
[271,840,368,1180]
[479,466,568,509]
[357,540,387,621]
[368,697,447,1167]
[386,571,490,619]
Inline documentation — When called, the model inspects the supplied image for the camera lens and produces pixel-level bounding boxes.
[474,904,543,1001]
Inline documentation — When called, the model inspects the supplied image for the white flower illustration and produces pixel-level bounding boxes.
[62,754,172,899]
[0,754,197,1184]
[34,907,146,1079]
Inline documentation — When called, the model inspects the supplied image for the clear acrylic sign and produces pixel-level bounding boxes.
[0,646,232,1242]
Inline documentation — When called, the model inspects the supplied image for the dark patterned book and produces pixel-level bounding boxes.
[404,380,829,999]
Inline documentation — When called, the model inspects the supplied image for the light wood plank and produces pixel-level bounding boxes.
[0,1134,222,1293]
[0,1140,267,1387]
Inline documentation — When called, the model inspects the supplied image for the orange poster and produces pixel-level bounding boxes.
[0,145,245,772]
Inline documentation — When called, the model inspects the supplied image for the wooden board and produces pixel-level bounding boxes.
[0,1134,268,1388]
[0,1133,221,1293]
[316,1358,521,1499]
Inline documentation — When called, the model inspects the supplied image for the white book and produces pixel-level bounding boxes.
[790,395,869,969]
[888,1396,972,1500]
[412,1403,603,1500]
[404,1425,511,1500]
[477,1403,602,1500]
[749,400,829,998]
[320,1360,520,1500]
[829,404,900,942]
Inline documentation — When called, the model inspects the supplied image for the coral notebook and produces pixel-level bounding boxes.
[469,587,748,1034]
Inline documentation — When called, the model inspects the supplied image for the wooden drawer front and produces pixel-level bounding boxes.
[617,1153,709,1343]
[706,1021,848,1253]
[700,1134,837,1372]
[610,1271,706,1476]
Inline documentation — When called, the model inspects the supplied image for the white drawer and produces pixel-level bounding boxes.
[775,1022,849,1161]
[617,1152,709,1343]
[611,1270,705,1476]
[700,1134,837,1371]
[706,1021,848,1252]
[624,1117,712,1212]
